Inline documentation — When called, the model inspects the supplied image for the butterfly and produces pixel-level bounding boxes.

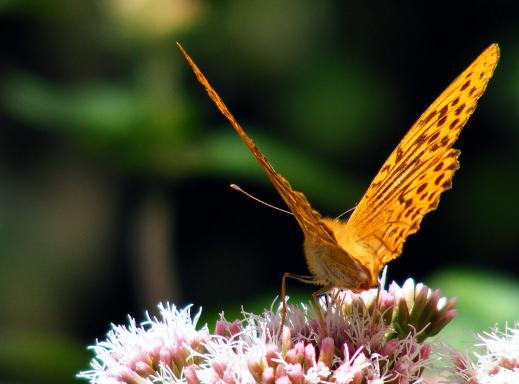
[178,42,499,330]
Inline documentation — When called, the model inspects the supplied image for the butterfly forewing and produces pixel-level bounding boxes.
[177,43,340,247]
[344,44,499,275]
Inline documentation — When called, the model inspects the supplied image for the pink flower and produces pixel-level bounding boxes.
[78,303,209,383]
[448,323,519,384]
[79,280,455,383]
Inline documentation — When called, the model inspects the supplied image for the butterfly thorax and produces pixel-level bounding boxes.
[303,217,376,290]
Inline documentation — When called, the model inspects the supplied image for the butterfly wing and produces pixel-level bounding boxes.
[343,44,499,275]
[177,43,340,247]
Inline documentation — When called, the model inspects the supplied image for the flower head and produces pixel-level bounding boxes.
[448,323,519,384]
[79,279,455,383]
[78,303,209,384]
[389,279,456,342]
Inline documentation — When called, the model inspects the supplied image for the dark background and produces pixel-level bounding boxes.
[0,1,517,383]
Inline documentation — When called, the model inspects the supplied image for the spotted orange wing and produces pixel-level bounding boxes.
[176,43,370,283]
[343,44,500,277]
[176,44,325,239]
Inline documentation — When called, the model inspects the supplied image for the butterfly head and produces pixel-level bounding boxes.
[303,222,375,291]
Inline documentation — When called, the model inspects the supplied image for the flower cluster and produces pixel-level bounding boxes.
[448,323,519,384]
[78,303,210,384]
[78,279,456,384]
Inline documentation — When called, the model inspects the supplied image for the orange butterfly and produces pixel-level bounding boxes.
[178,43,499,329]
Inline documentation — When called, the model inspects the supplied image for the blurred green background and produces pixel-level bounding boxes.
[0,1,517,383]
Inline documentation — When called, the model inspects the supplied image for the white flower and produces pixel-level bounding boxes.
[475,323,519,383]
[449,323,519,384]
[79,280,455,383]
[78,303,209,384]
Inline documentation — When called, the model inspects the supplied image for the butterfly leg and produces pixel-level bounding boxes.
[311,285,334,336]
[279,272,316,338]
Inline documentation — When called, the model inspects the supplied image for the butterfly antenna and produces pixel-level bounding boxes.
[230,184,293,216]
[336,205,356,220]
